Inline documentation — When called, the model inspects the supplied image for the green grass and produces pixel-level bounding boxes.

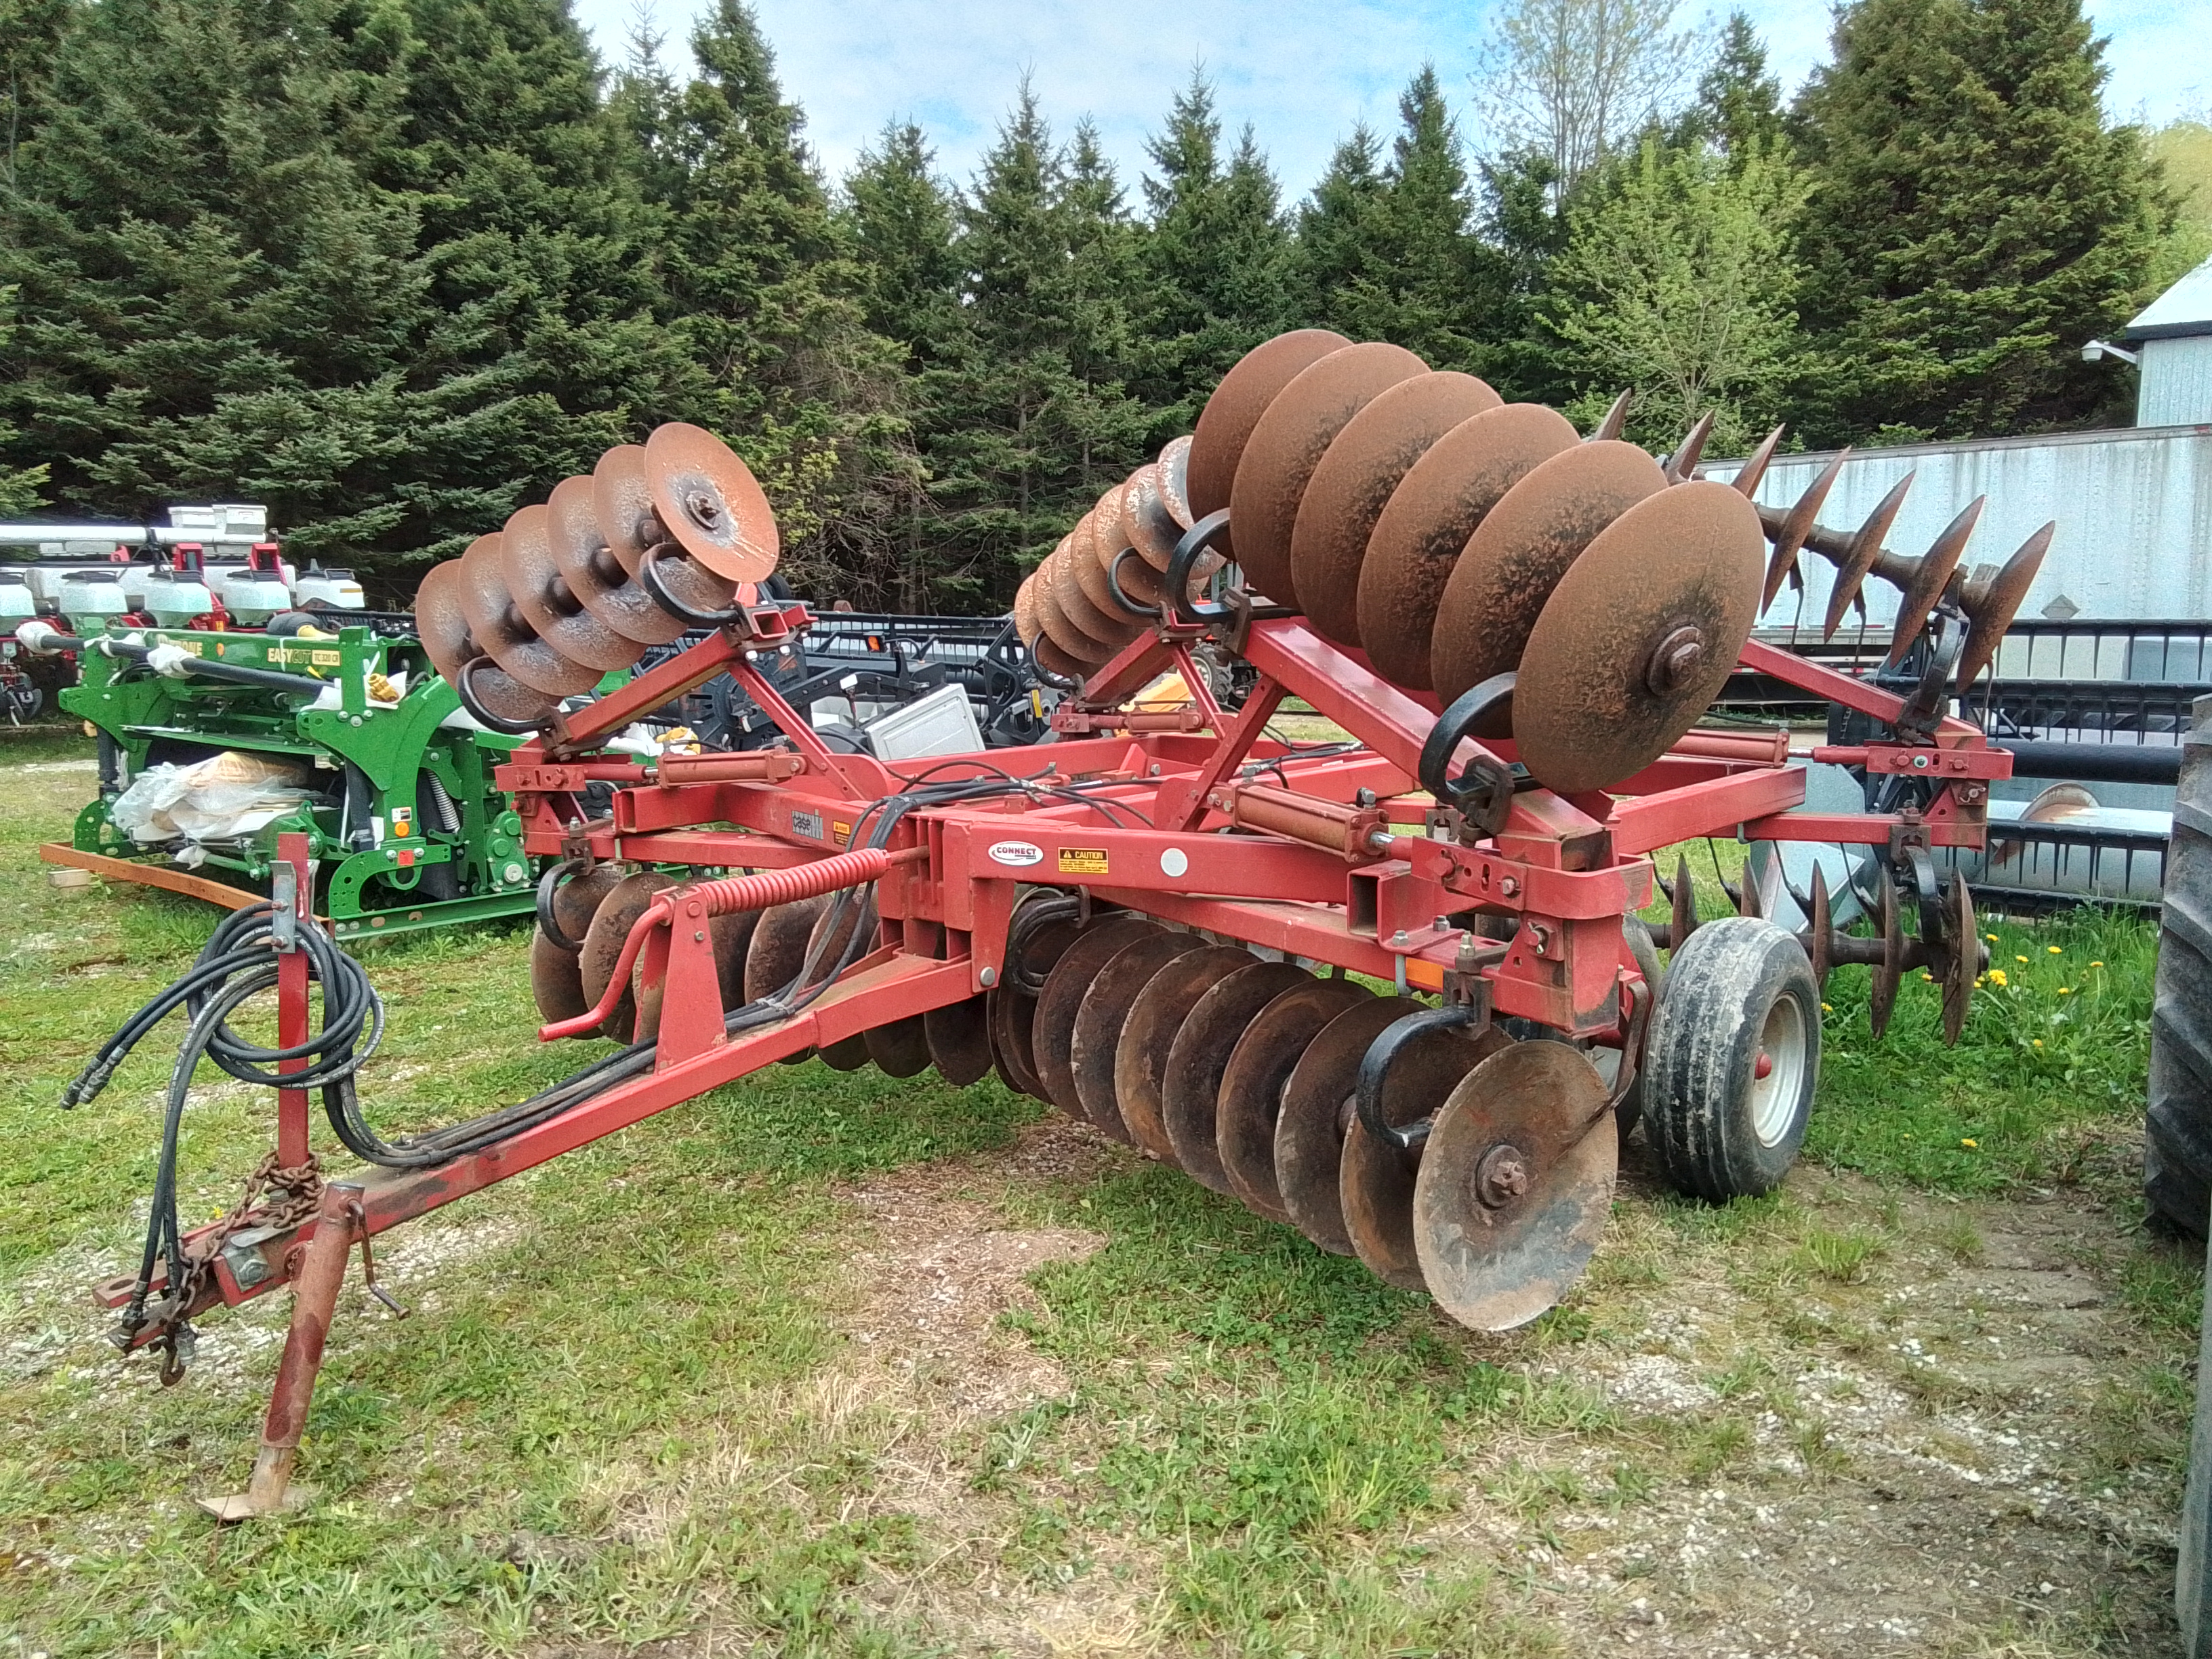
[0,762,2190,1656]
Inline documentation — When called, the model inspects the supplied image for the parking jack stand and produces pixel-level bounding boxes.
[198,1180,363,1521]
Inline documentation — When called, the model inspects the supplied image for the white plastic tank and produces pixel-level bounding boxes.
[60,569,129,626]
[117,554,159,608]
[143,569,216,627]
[216,543,293,624]
[0,570,37,622]
[293,563,365,610]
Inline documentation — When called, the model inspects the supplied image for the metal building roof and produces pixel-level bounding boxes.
[2128,255,2212,342]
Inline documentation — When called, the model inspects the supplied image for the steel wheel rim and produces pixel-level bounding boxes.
[1751,993,1808,1147]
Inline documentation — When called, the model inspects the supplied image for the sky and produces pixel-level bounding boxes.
[572,0,2206,203]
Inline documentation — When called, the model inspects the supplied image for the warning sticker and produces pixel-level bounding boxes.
[831,819,851,846]
[1057,846,1109,875]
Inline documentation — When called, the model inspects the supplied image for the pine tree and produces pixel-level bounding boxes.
[845,121,962,369]
[1792,0,2171,441]
[1132,73,1292,431]
[1295,69,1510,373]
[1679,12,1785,163]
[0,287,47,513]
[0,0,445,568]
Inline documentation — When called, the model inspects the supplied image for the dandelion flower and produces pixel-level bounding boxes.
[2090,960,2104,968]
[1986,933,1999,943]
[2047,945,2062,955]
[2032,1038,2043,1048]
[1961,1138,1978,1149]
[2057,987,2072,996]
[1821,1002,1832,1012]
[1921,970,1934,981]
[1988,968,2007,987]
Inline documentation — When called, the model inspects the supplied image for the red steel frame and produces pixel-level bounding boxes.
[111,609,2009,1511]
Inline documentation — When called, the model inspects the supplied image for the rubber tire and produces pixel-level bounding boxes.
[1643,916,1820,1202]
[2146,699,2212,1236]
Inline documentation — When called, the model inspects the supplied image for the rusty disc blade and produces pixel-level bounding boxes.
[530,864,626,1026]
[925,996,996,1086]
[1122,464,1183,568]
[1868,876,1902,1040]
[1071,932,1211,1141]
[1040,548,1123,659]
[989,914,1082,1099]
[1361,405,1581,694]
[1761,448,1849,610]
[865,1017,933,1078]
[1113,945,1257,1165]
[1942,876,1977,1047]
[1162,960,1315,1195]
[1513,482,1764,795]
[1230,343,1428,610]
[504,502,642,672]
[594,444,659,576]
[1414,1040,1616,1330]
[1340,1019,1500,1292]
[579,871,674,1043]
[1427,439,1668,705]
[1218,975,1374,1221]
[745,895,828,1062]
[1276,996,1425,1255]
[417,562,553,723]
[1291,371,1502,647]
[1157,434,1195,529]
[1821,473,1914,641]
[1034,918,1167,1118]
[1885,497,1983,668]
[1035,566,1112,667]
[1957,524,2053,690]
[644,422,779,583]
[456,533,601,697]
[1187,330,1351,539]
[1012,574,1043,647]
[1069,512,1147,642]
[548,474,686,649]
[1033,631,1091,684]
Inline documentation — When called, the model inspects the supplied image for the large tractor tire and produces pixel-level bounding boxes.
[2148,693,2212,1237]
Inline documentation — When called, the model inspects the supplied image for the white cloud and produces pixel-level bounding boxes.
[571,0,2202,203]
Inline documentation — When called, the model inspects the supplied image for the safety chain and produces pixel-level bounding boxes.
[134,1151,324,1386]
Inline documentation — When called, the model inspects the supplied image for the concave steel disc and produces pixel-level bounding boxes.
[1070,505,1146,639]
[1290,371,1502,648]
[578,871,674,1044]
[1187,330,1351,535]
[1513,481,1764,795]
[1339,1021,1499,1292]
[503,503,642,672]
[1868,876,1903,1040]
[644,422,779,584]
[1162,959,1315,1195]
[1156,434,1196,530]
[1034,558,1113,665]
[989,916,1083,1099]
[1229,342,1427,610]
[594,444,660,575]
[455,533,600,697]
[1942,876,1978,1047]
[808,894,877,1071]
[1123,464,1183,567]
[1012,575,1043,647]
[1427,440,1668,706]
[1884,498,1982,668]
[1957,525,2053,690]
[1033,631,1092,684]
[1071,932,1211,1141]
[1216,976,1375,1222]
[1033,918,1167,1119]
[1360,404,1580,695]
[530,863,626,1025]
[635,900,762,1044]
[1057,530,1144,650]
[925,996,997,1086]
[864,1017,933,1078]
[1112,945,1256,1165]
[1413,1040,1616,1330]
[414,562,558,726]
[547,474,686,649]
[746,895,828,1063]
[1276,996,1422,1256]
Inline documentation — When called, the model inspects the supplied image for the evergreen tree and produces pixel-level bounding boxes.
[1679,12,1785,163]
[1791,0,2171,441]
[1475,146,1576,403]
[0,0,445,566]
[0,287,48,513]
[1296,69,1511,373]
[1132,73,1292,431]
[845,120,962,370]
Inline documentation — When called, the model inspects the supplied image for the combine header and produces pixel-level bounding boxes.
[69,332,2050,1518]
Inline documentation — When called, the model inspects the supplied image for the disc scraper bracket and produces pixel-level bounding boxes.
[100,348,2028,1519]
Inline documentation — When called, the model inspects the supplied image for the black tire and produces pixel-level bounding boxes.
[1644,916,1820,1202]
[2147,694,2212,1236]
